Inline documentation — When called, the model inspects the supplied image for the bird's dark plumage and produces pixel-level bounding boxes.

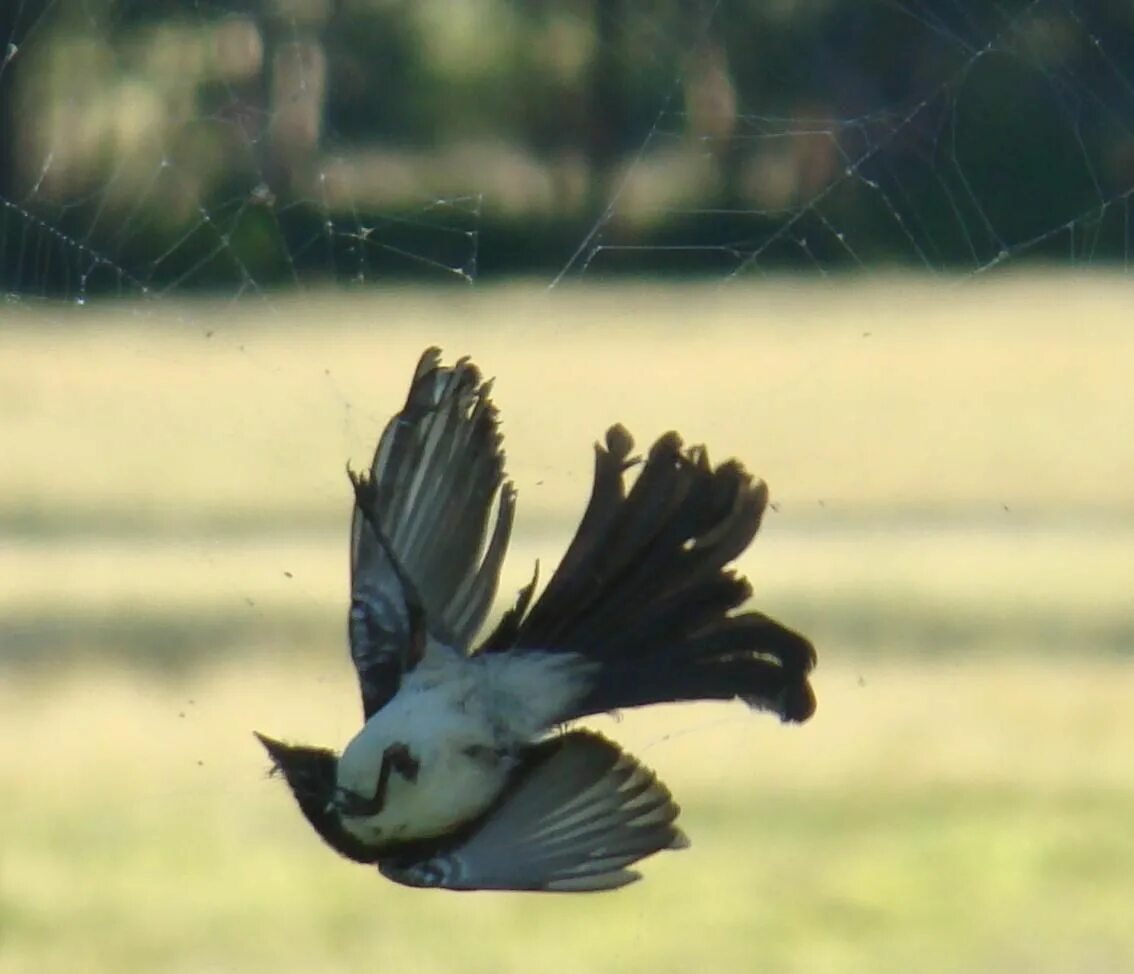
[480,424,816,724]
[258,347,817,892]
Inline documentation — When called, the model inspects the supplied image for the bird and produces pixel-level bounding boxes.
[256,347,817,892]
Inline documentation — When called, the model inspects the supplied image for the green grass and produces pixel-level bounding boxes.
[3,275,1133,667]
[3,274,1133,528]
[2,275,1132,971]
[3,658,1134,974]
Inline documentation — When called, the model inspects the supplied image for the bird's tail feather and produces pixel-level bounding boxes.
[478,426,816,723]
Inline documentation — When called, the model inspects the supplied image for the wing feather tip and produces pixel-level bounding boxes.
[668,828,691,851]
[544,869,642,893]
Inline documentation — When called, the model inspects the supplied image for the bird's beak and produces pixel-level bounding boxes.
[253,731,287,771]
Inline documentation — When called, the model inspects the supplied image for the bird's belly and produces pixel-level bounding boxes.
[341,741,509,846]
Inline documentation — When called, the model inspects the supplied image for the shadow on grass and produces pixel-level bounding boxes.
[3,601,1131,674]
[0,608,338,673]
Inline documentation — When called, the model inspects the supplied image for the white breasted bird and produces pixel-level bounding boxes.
[256,348,817,892]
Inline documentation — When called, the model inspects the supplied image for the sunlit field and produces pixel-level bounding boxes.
[2,275,1133,973]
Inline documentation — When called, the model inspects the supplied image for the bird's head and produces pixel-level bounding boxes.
[254,732,382,864]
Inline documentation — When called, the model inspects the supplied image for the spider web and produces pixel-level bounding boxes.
[557,0,1134,281]
[1,0,1131,307]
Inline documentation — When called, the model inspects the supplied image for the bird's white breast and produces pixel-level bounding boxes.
[335,650,594,846]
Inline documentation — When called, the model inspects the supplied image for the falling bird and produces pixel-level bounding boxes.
[257,348,817,892]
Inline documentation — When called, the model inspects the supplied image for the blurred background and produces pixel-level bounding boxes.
[2,2,1133,973]
[3,0,1134,290]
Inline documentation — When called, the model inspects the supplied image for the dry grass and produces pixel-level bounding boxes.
[2,275,1133,972]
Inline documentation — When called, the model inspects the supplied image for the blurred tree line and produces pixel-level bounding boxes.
[1,0,1132,292]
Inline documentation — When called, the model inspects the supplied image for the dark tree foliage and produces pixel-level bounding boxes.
[1,0,1132,291]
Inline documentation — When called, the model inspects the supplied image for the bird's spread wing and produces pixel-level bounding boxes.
[349,347,514,718]
[377,730,687,892]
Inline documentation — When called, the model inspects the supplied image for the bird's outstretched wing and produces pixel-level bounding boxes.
[349,347,514,718]
[378,730,687,892]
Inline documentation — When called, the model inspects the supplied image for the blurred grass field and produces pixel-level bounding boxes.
[2,275,1133,973]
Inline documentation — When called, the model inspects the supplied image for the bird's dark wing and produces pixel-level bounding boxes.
[377,730,687,892]
[349,347,514,718]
